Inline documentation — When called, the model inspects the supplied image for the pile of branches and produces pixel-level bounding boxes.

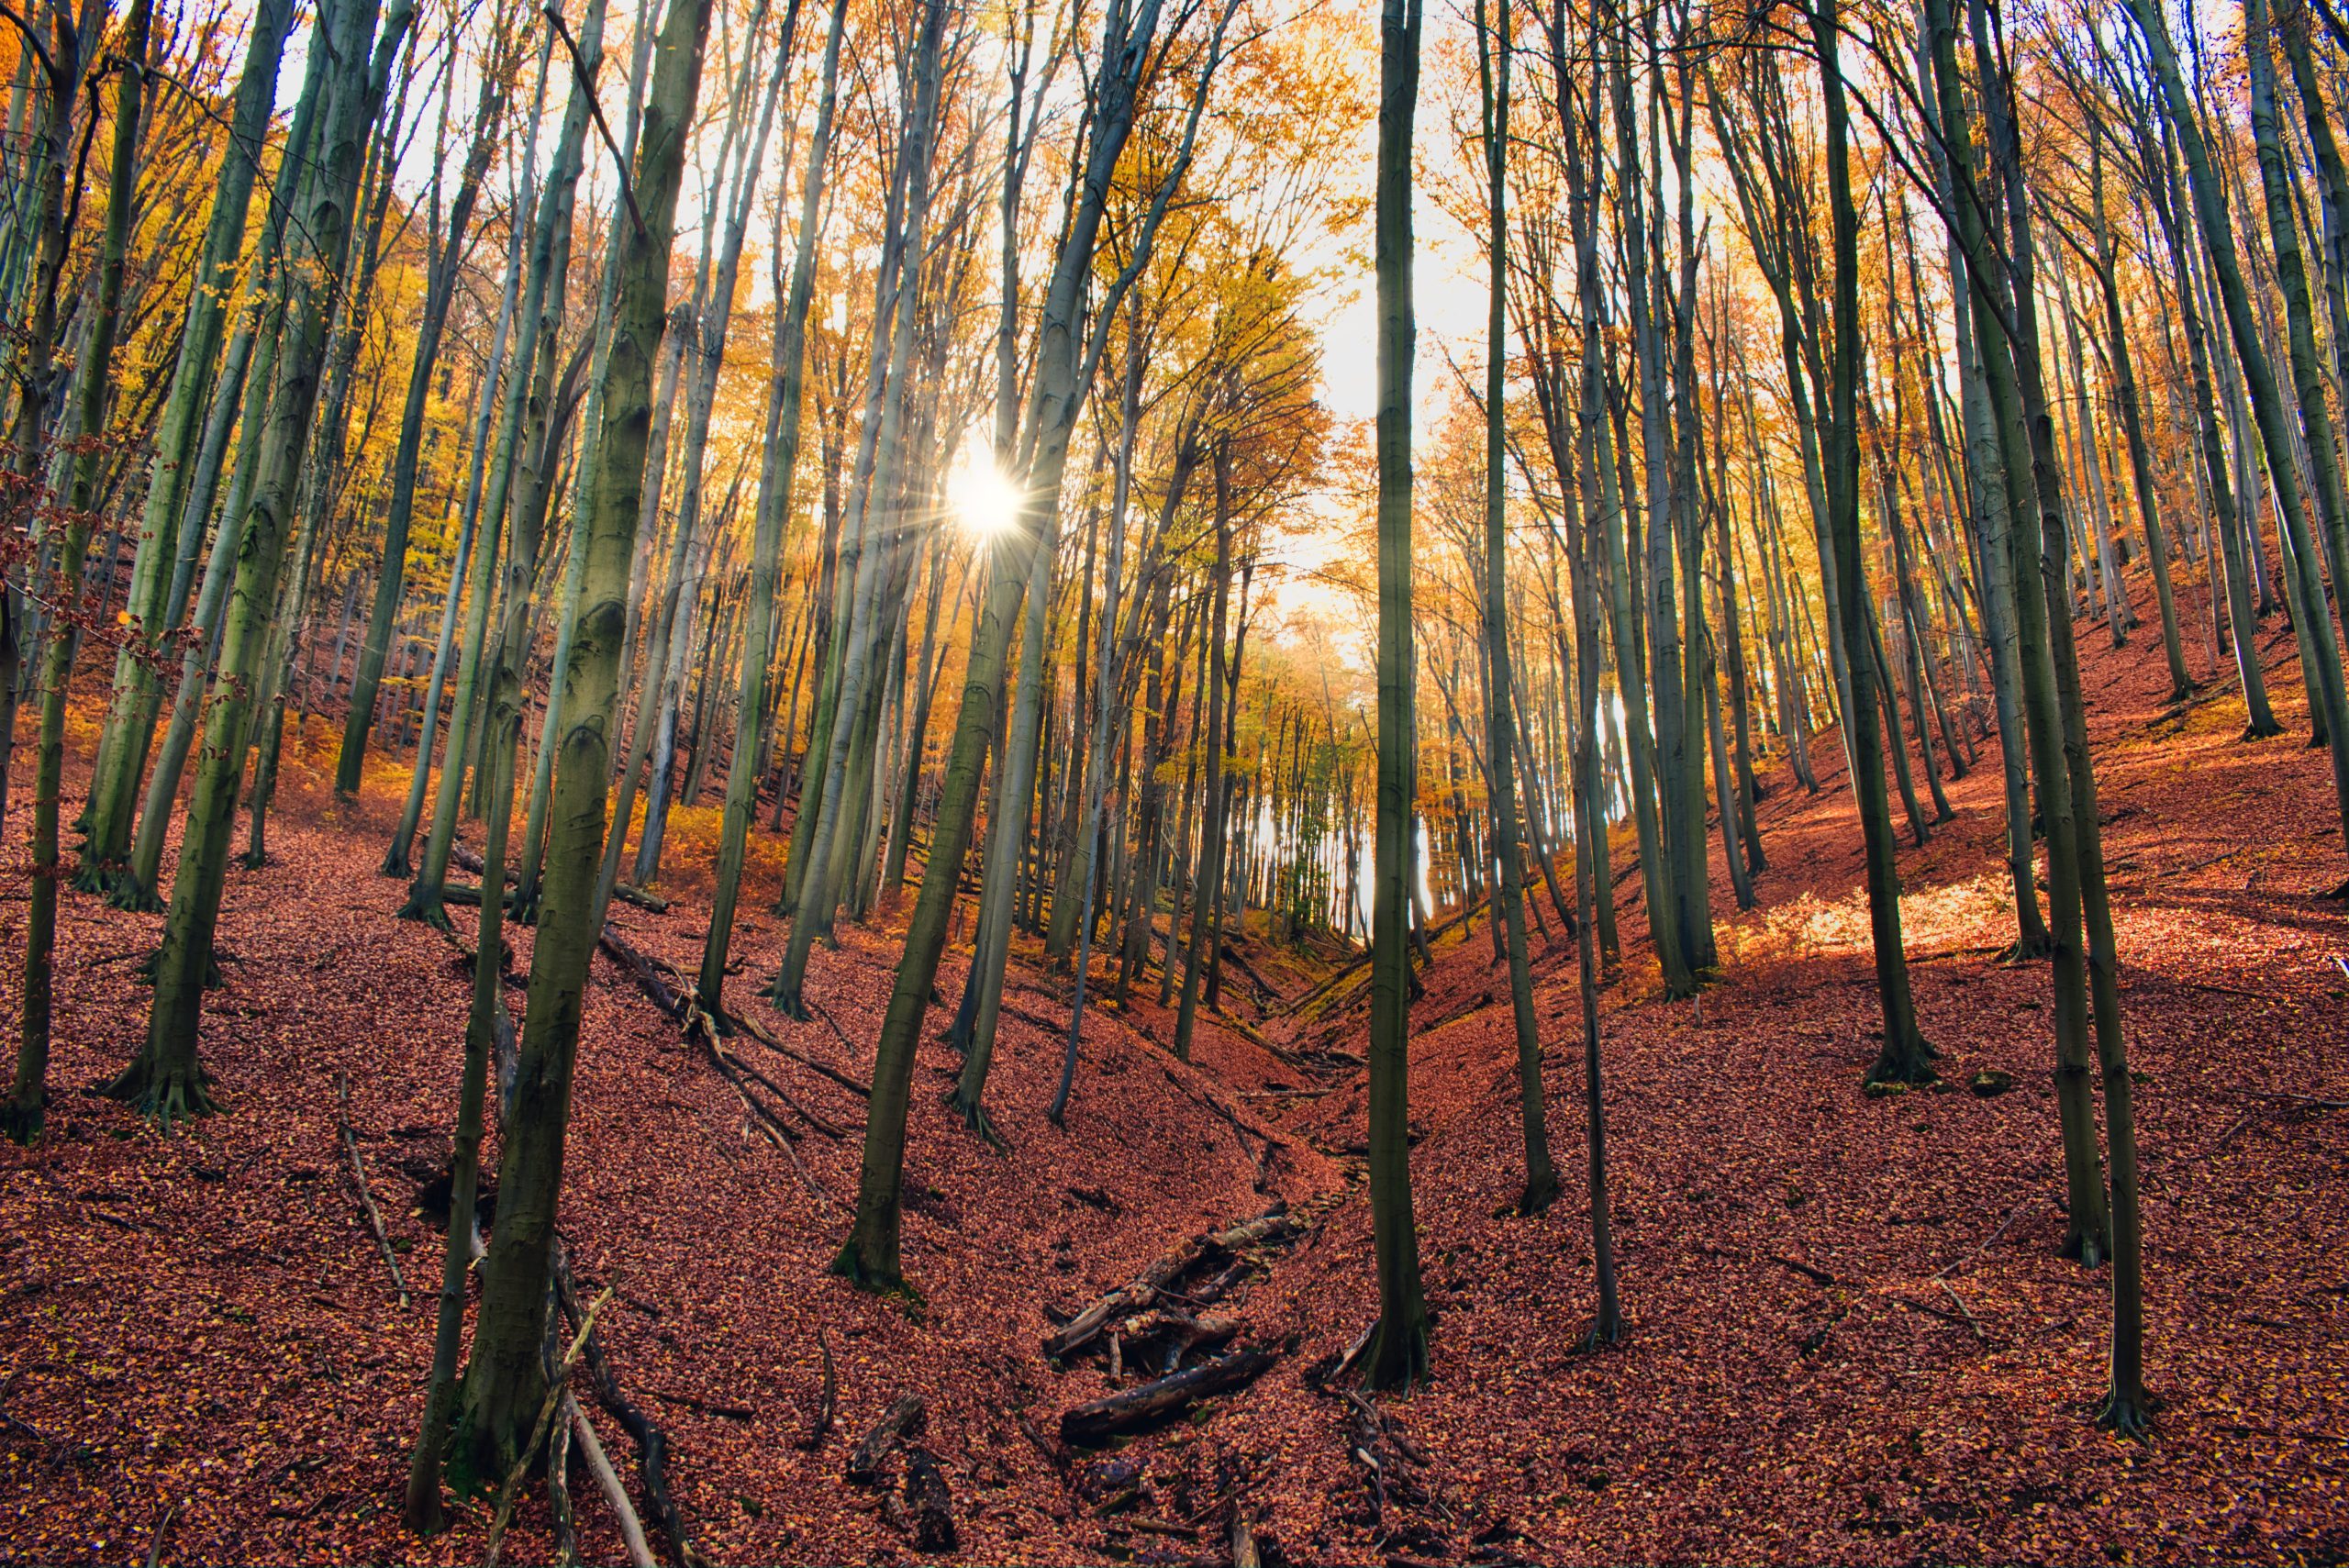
[1046,1208,1294,1446]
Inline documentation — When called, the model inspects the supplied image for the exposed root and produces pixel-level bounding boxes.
[763,974,811,1022]
[1865,1027,1940,1093]
[829,1240,917,1311]
[101,1054,218,1131]
[0,1093,47,1146]
[396,888,453,932]
[1362,1318,1429,1393]
[2097,1388,2154,1441]
[947,1090,1008,1152]
[2059,1225,2109,1271]
[106,874,163,914]
[1575,1318,1626,1353]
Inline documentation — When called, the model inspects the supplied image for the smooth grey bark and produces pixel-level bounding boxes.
[1364,0,1430,1392]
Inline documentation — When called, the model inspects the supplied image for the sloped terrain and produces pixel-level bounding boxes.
[3,573,2345,1566]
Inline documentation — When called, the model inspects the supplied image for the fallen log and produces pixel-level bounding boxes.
[899,1445,957,1552]
[569,1392,658,1568]
[797,1324,837,1452]
[725,1006,872,1100]
[1216,940,1281,1004]
[1046,1249,1207,1362]
[484,1284,612,1568]
[548,1375,577,1562]
[613,883,671,913]
[1045,1208,1291,1361]
[697,1013,847,1137]
[682,1006,843,1213]
[1208,1211,1292,1251]
[1119,1309,1241,1348]
[553,1247,699,1567]
[1764,1253,1834,1287]
[1187,1260,1252,1311]
[847,1393,926,1485]
[1122,1310,1241,1373]
[601,926,687,1020]
[1058,1347,1278,1446]
[333,1073,408,1308]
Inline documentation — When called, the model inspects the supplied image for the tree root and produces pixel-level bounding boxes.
[0,1092,48,1146]
[396,887,453,932]
[763,973,811,1022]
[1865,1027,1941,1093]
[2097,1388,2154,1441]
[1514,1173,1559,1218]
[2060,1224,2108,1271]
[1575,1318,1626,1353]
[947,1088,1008,1152]
[1362,1318,1429,1393]
[106,873,163,914]
[100,1054,218,1131]
[829,1240,915,1308]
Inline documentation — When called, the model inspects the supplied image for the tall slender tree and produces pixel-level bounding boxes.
[1364,0,1431,1392]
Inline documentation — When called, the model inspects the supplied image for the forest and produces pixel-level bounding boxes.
[0,0,2344,1557]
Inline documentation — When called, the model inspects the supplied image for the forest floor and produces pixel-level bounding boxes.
[2,572,2346,1566]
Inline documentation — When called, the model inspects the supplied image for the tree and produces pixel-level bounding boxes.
[405,0,607,1529]
[74,0,296,899]
[10,0,152,1143]
[2125,0,2349,851]
[1810,0,1933,1089]
[107,0,417,1126]
[1475,0,1555,1216]
[1363,0,1430,1393]
[448,0,717,1487]
[697,0,850,1019]
[834,0,1238,1292]
[339,30,511,807]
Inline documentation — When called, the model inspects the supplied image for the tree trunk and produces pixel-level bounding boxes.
[449,0,715,1489]
[109,0,415,1125]
[76,0,294,895]
[1364,0,1430,1393]
[11,0,150,1141]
